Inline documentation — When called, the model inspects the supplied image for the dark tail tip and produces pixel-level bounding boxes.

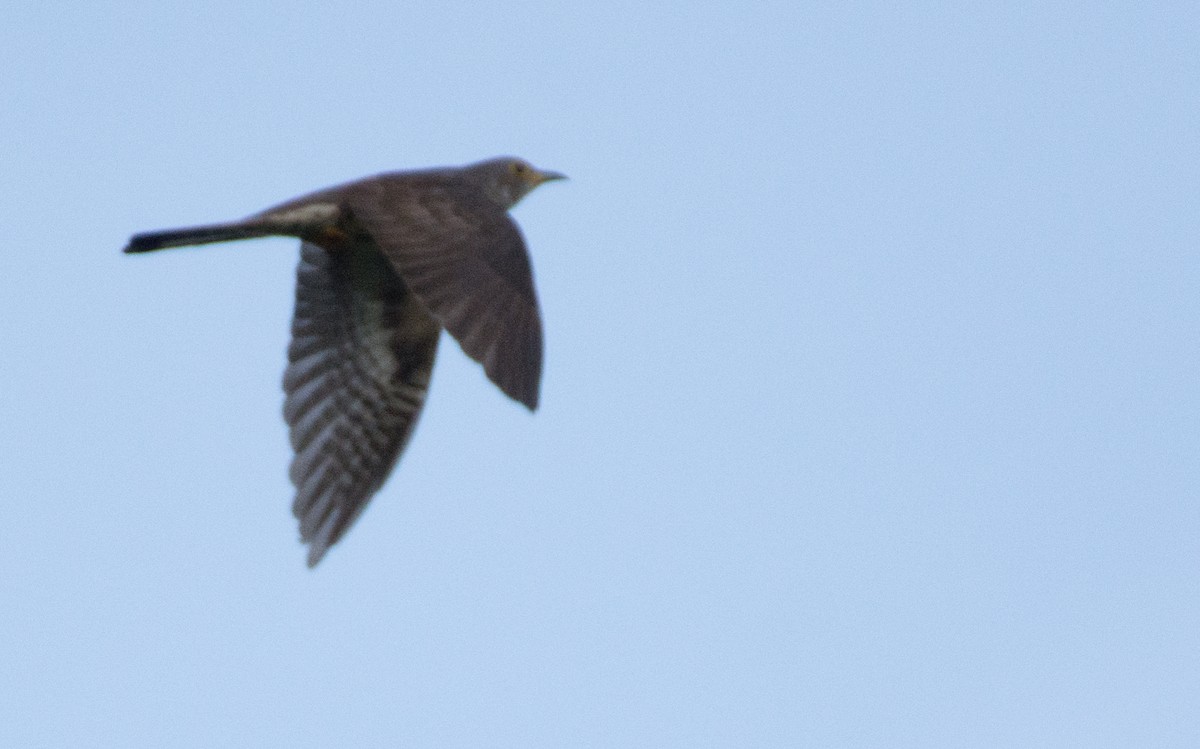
[124,233,165,254]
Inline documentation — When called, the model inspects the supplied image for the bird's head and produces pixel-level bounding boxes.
[467,157,567,209]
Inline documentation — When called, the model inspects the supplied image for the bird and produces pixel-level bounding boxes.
[124,156,566,567]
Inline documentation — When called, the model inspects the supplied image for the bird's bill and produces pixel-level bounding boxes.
[534,169,567,184]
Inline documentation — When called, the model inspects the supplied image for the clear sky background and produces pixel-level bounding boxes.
[2,2,1197,747]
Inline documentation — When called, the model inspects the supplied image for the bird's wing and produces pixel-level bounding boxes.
[346,183,543,410]
[283,239,440,567]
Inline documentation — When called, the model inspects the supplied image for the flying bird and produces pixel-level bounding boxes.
[125,157,565,566]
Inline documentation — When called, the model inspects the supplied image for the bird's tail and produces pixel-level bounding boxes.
[123,221,274,254]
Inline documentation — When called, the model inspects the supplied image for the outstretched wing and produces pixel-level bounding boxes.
[283,239,441,567]
[346,182,543,410]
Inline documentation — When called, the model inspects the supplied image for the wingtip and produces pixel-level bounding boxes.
[513,380,539,411]
[305,543,327,568]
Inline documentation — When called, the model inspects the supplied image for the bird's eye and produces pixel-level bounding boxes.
[512,162,527,175]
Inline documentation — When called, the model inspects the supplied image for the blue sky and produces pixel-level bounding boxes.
[2,2,1197,746]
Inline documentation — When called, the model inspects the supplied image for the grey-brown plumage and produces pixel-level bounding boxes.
[125,157,565,566]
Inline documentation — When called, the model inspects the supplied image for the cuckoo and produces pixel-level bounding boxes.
[125,157,565,566]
